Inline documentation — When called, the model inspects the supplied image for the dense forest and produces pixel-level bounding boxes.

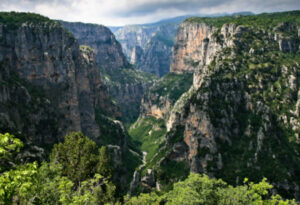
[0,133,296,204]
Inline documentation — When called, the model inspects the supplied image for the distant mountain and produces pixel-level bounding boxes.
[112,16,189,77]
[111,12,254,77]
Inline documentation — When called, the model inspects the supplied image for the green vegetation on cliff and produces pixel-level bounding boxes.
[0,12,54,29]
[129,116,166,163]
[185,10,300,30]
[159,10,300,199]
[148,73,193,102]
[127,10,300,199]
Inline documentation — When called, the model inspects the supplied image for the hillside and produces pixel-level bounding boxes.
[0,12,139,190]
[129,10,300,199]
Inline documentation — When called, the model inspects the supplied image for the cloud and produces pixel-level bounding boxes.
[0,0,300,26]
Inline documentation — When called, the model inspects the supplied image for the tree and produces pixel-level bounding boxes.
[97,146,112,179]
[125,173,297,205]
[0,162,38,204]
[50,132,113,185]
[50,132,99,184]
[163,173,226,205]
[0,133,23,172]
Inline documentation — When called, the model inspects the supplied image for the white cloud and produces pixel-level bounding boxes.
[0,0,299,26]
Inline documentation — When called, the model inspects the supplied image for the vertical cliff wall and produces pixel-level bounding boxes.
[0,13,118,146]
[59,21,129,71]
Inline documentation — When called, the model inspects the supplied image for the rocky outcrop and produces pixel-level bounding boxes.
[273,22,299,53]
[60,21,129,71]
[170,22,240,74]
[104,74,154,123]
[0,13,141,191]
[140,73,193,120]
[130,46,143,65]
[0,14,119,146]
[138,31,174,77]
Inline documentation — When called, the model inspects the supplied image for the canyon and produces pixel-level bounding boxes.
[0,10,300,202]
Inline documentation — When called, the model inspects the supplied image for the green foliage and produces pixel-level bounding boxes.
[126,173,297,205]
[0,162,38,204]
[80,45,94,52]
[50,132,113,185]
[102,67,157,87]
[129,116,166,162]
[97,146,112,179]
[58,173,116,205]
[125,192,160,205]
[0,133,117,204]
[185,10,300,31]
[0,133,23,161]
[148,73,193,102]
[50,132,99,184]
[157,160,189,189]
[0,11,53,29]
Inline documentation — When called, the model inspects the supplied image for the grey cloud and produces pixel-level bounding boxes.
[0,0,300,26]
[116,0,232,17]
[0,0,71,10]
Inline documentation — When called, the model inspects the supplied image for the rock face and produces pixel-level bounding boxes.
[0,14,119,146]
[140,73,193,120]
[103,70,156,123]
[114,21,180,77]
[59,21,129,71]
[60,20,157,124]
[170,22,238,73]
[130,46,143,65]
[0,13,140,190]
[138,26,176,77]
[135,12,300,198]
[114,25,157,59]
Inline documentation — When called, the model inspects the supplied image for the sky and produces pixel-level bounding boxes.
[0,0,300,26]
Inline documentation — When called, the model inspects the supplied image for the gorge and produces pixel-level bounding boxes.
[0,10,300,204]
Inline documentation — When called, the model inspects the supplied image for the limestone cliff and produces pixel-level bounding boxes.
[60,20,157,124]
[138,25,176,77]
[59,21,129,71]
[114,20,181,77]
[131,11,300,198]
[140,73,193,120]
[0,12,120,147]
[0,12,141,190]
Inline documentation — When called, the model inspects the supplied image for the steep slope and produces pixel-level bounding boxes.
[114,14,254,77]
[129,11,300,199]
[101,68,157,125]
[137,24,177,77]
[114,17,187,77]
[0,12,138,190]
[128,72,193,192]
[59,20,129,71]
[60,21,157,124]
[0,13,98,144]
